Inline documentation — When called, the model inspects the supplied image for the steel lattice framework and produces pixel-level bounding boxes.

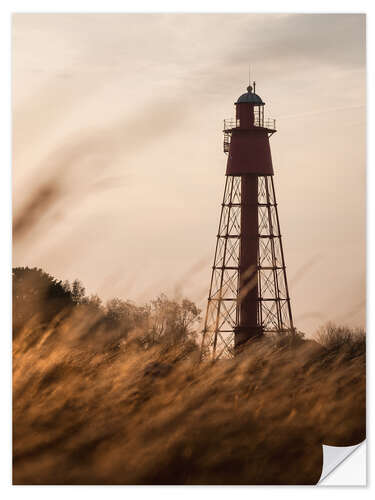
[201,174,294,359]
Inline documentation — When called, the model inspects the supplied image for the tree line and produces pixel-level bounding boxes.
[12,267,201,353]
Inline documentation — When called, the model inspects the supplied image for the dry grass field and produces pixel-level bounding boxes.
[13,295,365,485]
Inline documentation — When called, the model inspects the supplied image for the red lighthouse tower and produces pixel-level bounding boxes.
[201,83,294,358]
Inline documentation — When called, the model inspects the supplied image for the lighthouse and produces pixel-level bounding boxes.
[201,83,294,358]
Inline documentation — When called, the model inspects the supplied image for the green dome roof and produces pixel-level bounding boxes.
[236,85,265,105]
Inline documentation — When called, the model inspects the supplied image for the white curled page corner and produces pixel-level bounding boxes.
[318,441,366,485]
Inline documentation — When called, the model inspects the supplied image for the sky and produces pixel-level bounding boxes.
[12,13,366,336]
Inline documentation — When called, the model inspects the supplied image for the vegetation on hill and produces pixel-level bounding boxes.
[12,267,365,485]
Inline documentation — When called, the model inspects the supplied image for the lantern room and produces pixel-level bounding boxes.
[235,83,265,129]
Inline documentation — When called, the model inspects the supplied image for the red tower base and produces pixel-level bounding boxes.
[234,326,263,351]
